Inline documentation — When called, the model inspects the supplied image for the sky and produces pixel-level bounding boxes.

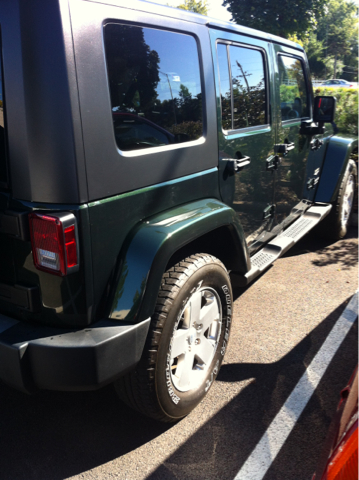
[148,0,232,22]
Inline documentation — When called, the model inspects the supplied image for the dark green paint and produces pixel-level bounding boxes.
[109,198,248,324]
[88,169,221,320]
[1,169,248,328]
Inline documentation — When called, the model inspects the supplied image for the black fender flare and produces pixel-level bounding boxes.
[315,135,358,203]
[107,198,249,323]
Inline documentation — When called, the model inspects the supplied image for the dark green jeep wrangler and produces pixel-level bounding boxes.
[0,0,357,422]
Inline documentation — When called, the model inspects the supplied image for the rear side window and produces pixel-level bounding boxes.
[278,55,309,121]
[104,24,203,152]
[0,48,8,187]
[217,43,267,131]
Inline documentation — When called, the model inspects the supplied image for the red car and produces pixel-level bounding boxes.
[313,367,358,480]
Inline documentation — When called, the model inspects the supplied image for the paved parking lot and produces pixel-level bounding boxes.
[0,226,357,480]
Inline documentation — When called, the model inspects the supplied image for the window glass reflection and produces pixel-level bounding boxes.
[230,46,266,129]
[104,24,203,152]
[278,55,309,121]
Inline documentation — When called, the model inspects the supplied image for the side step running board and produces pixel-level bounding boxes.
[240,204,332,286]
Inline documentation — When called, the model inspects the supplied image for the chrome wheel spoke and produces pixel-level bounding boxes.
[207,319,219,341]
[171,328,190,360]
[189,290,202,327]
[200,299,220,332]
[177,350,195,390]
[195,337,215,366]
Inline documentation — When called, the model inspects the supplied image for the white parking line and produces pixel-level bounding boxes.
[234,291,358,480]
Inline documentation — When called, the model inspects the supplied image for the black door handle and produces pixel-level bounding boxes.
[266,155,281,171]
[275,142,295,155]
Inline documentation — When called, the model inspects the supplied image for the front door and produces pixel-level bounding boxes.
[272,45,328,229]
[210,30,276,253]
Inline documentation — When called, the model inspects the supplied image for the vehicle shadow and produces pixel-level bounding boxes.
[230,225,357,302]
[0,381,171,480]
[282,224,358,269]
[0,298,356,480]
[146,297,357,480]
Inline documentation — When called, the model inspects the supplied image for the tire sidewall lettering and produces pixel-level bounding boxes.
[221,284,232,356]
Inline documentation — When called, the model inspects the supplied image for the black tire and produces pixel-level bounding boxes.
[114,254,233,422]
[318,159,357,240]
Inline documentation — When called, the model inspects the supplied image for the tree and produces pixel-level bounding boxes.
[342,33,359,82]
[221,0,328,38]
[105,24,160,110]
[301,32,327,78]
[176,0,208,15]
[316,0,358,79]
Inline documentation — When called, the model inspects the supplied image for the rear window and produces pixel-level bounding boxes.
[0,48,7,187]
[104,23,203,152]
[217,43,267,131]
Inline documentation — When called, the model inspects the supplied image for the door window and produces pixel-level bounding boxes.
[104,24,203,152]
[217,43,267,131]
[278,55,309,121]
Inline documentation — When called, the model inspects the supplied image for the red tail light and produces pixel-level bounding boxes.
[29,212,79,276]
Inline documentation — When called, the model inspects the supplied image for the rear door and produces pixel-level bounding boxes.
[210,29,276,253]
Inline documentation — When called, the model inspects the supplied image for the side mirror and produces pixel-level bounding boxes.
[313,96,336,123]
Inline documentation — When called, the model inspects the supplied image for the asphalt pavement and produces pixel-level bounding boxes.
[0,226,357,480]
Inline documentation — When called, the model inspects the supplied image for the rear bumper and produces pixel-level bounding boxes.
[0,314,150,393]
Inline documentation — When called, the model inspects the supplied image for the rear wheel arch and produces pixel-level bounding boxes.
[107,199,249,324]
[165,225,249,273]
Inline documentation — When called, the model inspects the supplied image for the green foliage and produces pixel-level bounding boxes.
[106,24,160,109]
[342,33,359,82]
[168,121,203,140]
[302,32,326,78]
[280,85,299,103]
[176,0,208,15]
[221,0,327,38]
[315,0,358,80]
[315,86,358,135]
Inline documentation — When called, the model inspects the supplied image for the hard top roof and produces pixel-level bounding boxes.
[86,0,303,51]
